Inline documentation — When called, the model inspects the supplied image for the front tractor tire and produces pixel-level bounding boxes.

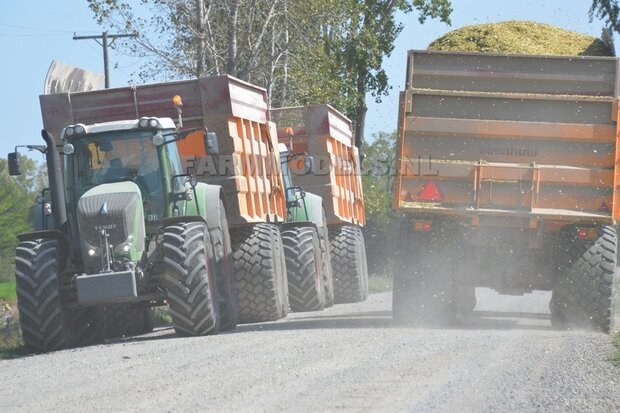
[15,239,102,352]
[163,222,220,336]
[231,223,289,323]
[550,225,617,333]
[282,226,326,312]
[329,225,369,304]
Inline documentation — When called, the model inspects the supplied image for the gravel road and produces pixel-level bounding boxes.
[1,289,618,412]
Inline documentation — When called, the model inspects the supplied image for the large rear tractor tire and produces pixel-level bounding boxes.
[15,239,102,352]
[207,197,237,332]
[231,223,289,323]
[104,304,154,338]
[550,226,617,333]
[329,225,368,304]
[163,222,220,336]
[282,226,326,312]
[392,226,457,326]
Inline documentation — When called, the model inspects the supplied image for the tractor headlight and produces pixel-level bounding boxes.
[114,237,133,255]
[88,248,96,256]
[138,117,161,129]
[64,124,86,138]
[43,203,52,216]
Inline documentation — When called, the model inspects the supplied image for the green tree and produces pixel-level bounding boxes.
[290,0,451,150]
[361,131,398,276]
[87,0,452,147]
[590,1,620,32]
[0,157,45,282]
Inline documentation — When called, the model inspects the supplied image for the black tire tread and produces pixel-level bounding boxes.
[163,222,218,336]
[15,239,101,352]
[230,223,287,323]
[329,225,368,304]
[282,226,325,312]
[551,225,616,333]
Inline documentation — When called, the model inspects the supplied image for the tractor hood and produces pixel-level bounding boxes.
[77,181,145,267]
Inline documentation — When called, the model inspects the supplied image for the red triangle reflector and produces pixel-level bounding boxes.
[418,181,442,202]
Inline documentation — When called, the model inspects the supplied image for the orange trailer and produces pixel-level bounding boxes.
[392,50,618,332]
[272,105,369,303]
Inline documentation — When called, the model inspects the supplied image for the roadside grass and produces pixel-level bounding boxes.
[152,307,172,327]
[368,275,393,294]
[0,281,16,302]
[612,332,620,368]
[0,300,25,360]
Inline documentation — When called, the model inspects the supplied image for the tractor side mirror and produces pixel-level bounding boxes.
[204,131,219,155]
[8,152,21,176]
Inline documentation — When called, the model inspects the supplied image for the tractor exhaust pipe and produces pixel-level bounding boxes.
[41,129,67,229]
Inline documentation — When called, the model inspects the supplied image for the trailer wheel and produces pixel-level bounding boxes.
[104,304,154,338]
[282,226,326,312]
[231,224,288,323]
[163,222,220,336]
[15,239,102,352]
[392,228,457,325]
[329,225,368,303]
[207,197,237,332]
[550,226,617,333]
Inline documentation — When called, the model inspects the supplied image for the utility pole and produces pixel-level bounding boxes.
[73,31,137,88]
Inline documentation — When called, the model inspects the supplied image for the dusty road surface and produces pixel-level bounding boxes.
[1,289,619,412]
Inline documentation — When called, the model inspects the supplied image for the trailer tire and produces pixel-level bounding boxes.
[207,197,237,332]
[15,239,102,352]
[231,224,288,323]
[329,225,368,303]
[163,222,220,336]
[551,226,617,333]
[104,304,154,338]
[282,226,326,312]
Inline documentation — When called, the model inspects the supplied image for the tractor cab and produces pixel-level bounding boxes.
[61,117,186,230]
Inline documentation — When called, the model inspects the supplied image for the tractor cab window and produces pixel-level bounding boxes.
[280,150,294,195]
[68,130,166,220]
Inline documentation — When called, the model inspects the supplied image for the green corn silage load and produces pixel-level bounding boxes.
[428,20,614,57]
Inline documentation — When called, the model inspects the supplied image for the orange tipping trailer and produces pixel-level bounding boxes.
[40,75,290,324]
[392,50,619,332]
[272,105,369,303]
[271,104,365,226]
[40,75,285,227]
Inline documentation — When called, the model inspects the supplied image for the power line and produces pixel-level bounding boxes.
[73,31,138,88]
[0,22,98,34]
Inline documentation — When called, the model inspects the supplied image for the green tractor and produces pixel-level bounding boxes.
[9,117,237,352]
[278,143,335,311]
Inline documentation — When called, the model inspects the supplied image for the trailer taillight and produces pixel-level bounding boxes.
[418,180,442,202]
[576,227,596,240]
[413,220,433,232]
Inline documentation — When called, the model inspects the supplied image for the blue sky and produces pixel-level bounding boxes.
[0,1,609,163]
